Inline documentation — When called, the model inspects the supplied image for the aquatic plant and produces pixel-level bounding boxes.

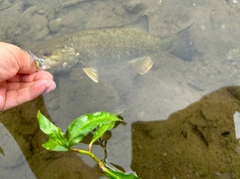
[37,111,140,179]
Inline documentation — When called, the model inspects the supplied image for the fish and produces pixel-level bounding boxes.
[31,15,194,83]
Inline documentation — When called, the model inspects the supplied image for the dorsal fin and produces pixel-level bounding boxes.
[126,15,149,33]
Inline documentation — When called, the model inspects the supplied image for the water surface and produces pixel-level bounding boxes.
[1,0,240,178]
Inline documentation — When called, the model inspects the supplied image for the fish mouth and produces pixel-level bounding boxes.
[29,51,49,70]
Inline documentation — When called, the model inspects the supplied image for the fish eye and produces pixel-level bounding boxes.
[42,51,51,57]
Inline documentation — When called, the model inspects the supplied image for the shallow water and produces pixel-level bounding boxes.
[1,0,240,178]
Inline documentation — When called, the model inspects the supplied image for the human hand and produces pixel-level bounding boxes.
[0,42,56,111]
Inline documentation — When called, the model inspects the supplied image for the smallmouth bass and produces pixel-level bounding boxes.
[31,16,194,83]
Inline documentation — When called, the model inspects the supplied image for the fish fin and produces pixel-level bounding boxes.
[169,23,195,61]
[127,15,149,33]
[128,56,153,75]
[83,67,99,83]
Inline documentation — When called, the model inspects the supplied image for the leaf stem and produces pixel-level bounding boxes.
[70,148,108,172]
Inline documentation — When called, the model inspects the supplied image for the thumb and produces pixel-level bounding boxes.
[0,42,37,77]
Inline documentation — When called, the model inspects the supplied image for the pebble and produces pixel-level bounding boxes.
[123,0,146,14]
[49,18,64,33]
[21,6,39,18]
[0,0,12,11]
[35,27,49,40]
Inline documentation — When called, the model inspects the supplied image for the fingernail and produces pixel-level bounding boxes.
[42,81,56,96]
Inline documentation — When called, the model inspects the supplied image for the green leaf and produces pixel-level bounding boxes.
[37,111,68,150]
[42,139,70,151]
[67,111,122,147]
[89,120,116,151]
[106,170,141,179]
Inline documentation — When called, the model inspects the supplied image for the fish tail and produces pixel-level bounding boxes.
[169,24,195,61]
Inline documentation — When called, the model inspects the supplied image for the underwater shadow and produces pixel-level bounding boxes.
[131,86,240,178]
[0,96,102,179]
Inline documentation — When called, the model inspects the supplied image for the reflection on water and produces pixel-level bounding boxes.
[1,0,240,178]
